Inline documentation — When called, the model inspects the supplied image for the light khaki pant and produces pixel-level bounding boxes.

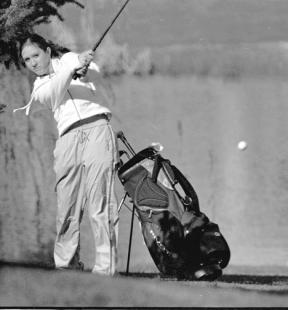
[53,119,119,275]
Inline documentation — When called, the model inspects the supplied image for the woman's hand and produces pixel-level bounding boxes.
[75,50,95,78]
[78,50,94,67]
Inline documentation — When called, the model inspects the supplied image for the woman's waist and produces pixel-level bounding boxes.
[55,106,111,136]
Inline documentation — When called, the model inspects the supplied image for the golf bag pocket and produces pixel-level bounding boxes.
[198,222,230,269]
[121,164,169,210]
[139,213,187,276]
[135,175,169,209]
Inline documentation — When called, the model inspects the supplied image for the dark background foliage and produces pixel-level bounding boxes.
[0,0,84,68]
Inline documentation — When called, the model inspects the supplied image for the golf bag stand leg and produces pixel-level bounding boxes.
[117,191,135,275]
[126,204,136,274]
[117,192,136,275]
[116,131,137,275]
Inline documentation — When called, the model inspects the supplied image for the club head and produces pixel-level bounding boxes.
[151,142,164,152]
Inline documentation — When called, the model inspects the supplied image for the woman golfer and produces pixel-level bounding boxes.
[16,33,119,276]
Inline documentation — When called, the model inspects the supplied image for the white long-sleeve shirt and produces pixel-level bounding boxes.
[14,52,111,136]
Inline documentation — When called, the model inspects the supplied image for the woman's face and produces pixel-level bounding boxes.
[21,42,52,76]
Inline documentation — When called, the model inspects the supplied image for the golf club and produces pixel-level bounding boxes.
[74,0,130,79]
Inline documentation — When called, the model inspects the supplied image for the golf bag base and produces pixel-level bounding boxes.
[160,263,223,281]
[117,132,230,280]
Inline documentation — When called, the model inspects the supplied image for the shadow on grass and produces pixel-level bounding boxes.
[121,272,288,295]
[121,271,288,284]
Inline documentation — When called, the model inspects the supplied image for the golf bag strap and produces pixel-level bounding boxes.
[151,155,161,182]
[162,160,176,185]
[152,155,176,185]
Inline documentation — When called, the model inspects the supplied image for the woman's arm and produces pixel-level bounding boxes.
[34,51,94,111]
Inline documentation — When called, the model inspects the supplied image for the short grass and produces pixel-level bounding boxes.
[1,265,288,307]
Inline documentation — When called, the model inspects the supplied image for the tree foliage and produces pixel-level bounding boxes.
[0,0,84,68]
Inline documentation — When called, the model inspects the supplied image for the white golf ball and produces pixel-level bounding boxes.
[238,141,247,151]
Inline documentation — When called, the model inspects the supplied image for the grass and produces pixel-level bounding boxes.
[1,264,288,307]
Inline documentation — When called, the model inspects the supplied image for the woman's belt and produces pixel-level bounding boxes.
[61,114,109,136]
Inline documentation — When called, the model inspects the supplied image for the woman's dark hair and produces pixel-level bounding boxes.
[19,33,70,61]
[19,33,50,54]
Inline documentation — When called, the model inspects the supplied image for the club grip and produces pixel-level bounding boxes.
[73,72,81,80]
[73,64,89,80]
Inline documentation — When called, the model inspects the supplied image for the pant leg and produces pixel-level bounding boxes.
[53,133,86,269]
[83,122,119,275]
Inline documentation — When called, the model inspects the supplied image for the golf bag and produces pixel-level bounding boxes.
[117,132,230,280]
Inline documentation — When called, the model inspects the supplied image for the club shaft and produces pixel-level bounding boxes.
[73,0,130,79]
[92,0,130,51]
